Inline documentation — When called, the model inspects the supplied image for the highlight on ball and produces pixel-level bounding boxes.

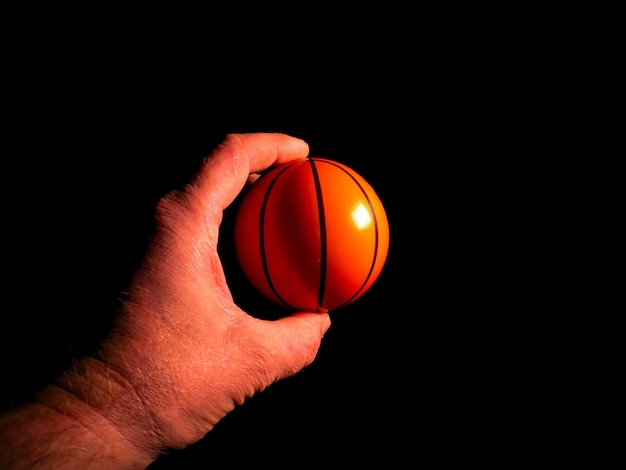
[234,157,389,313]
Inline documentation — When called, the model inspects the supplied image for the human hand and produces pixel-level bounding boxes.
[0,133,331,469]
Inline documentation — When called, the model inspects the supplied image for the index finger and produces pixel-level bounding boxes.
[193,133,310,210]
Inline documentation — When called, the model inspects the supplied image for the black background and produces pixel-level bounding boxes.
[0,25,556,466]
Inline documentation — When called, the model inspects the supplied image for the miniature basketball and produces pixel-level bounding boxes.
[234,157,389,313]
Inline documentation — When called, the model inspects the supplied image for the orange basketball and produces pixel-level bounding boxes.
[234,157,389,313]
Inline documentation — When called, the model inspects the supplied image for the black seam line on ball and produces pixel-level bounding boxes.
[260,161,300,310]
[309,158,327,312]
[322,160,381,311]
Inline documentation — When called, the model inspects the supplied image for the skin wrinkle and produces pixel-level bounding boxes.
[153,191,220,304]
[10,405,108,469]
[105,349,176,451]
[107,297,244,446]
[42,369,162,459]
[92,359,161,446]
[34,391,109,442]
[90,335,170,443]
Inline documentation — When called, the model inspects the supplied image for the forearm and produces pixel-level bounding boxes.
[0,358,158,470]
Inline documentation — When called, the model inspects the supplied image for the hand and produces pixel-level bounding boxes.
[0,133,331,469]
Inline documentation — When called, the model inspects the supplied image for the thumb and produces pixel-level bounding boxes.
[261,312,332,380]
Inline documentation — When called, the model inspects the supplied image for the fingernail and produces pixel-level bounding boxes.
[322,314,331,333]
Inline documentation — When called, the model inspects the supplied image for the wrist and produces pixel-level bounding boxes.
[0,380,156,470]
[37,356,162,465]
